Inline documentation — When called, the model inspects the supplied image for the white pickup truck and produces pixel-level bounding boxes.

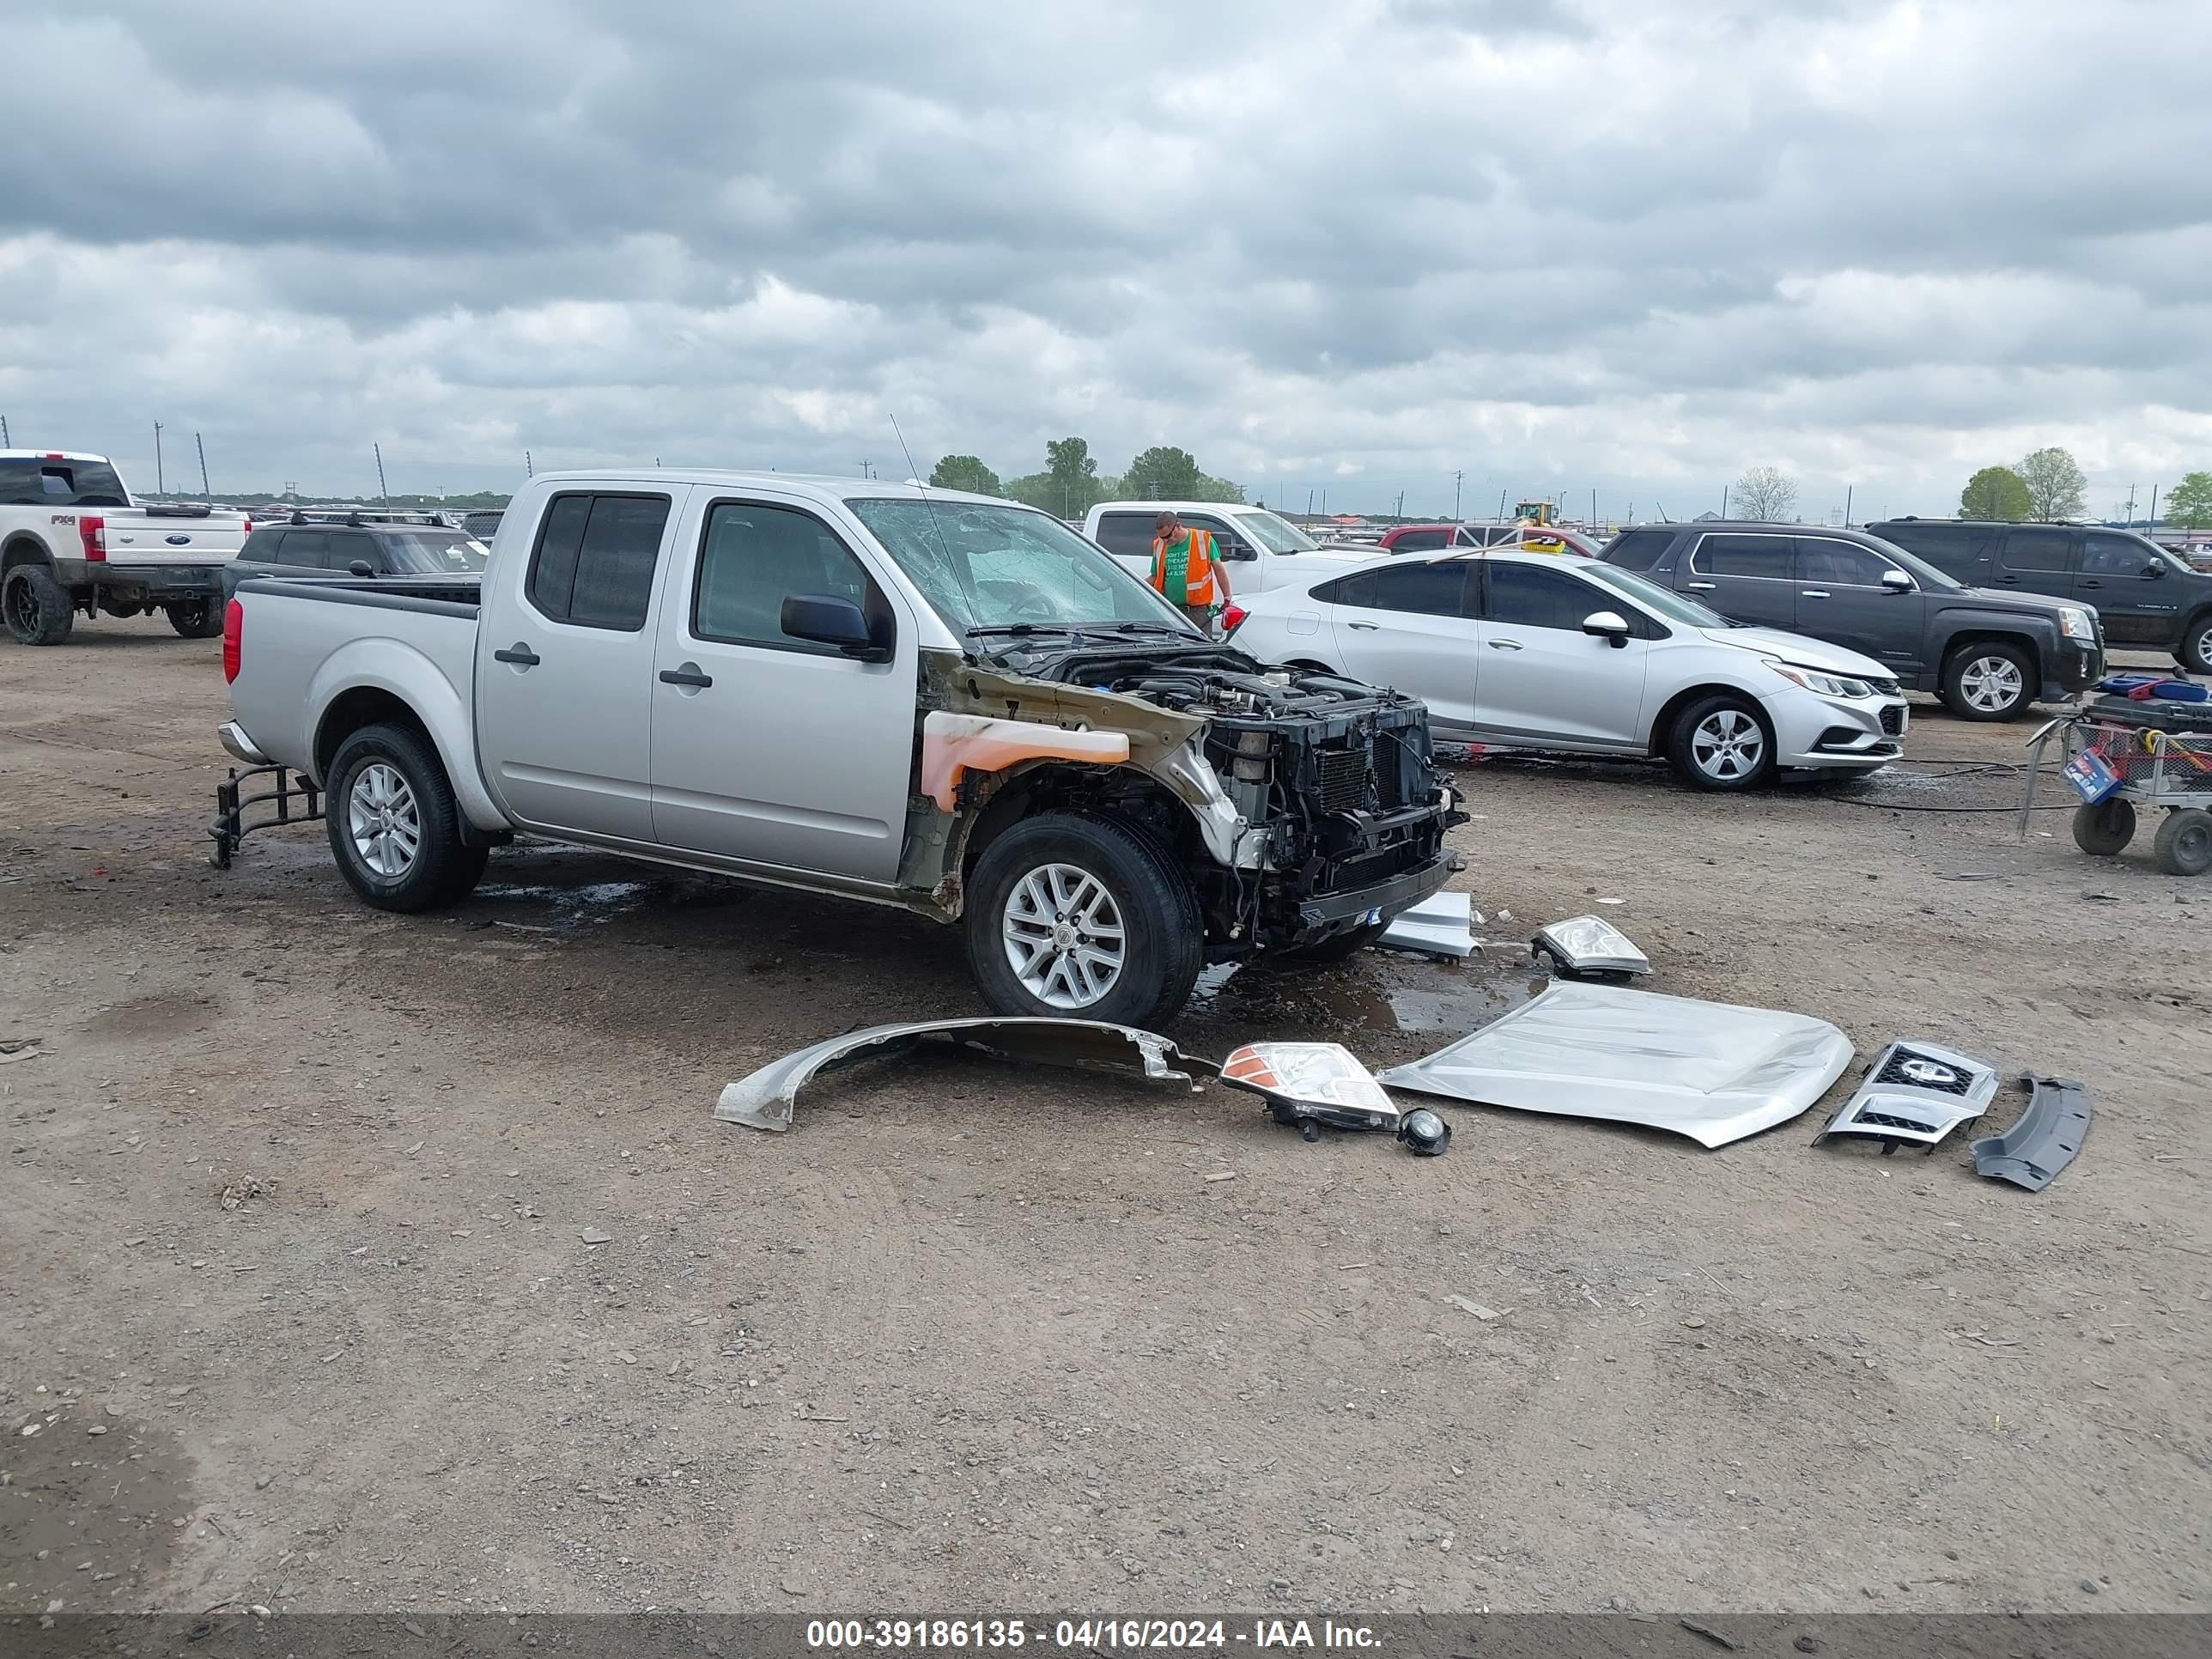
[1082,500,1376,594]
[2,450,251,644]
[218,470,1461,1024]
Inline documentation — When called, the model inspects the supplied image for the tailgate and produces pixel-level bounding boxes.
[96,508,249,568]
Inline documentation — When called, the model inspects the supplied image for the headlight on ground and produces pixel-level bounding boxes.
[2058,606,2095,641]
[1765,659,1873,699]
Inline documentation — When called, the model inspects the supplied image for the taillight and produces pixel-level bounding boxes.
[78,515,106,562]
[222,599,243,682]
[1223,603,1249,633]
[242,516,252,535]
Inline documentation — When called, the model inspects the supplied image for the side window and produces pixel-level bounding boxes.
[1690,534,1793,579]
[2081,533,2154,575]
[693,501,880,653]
[331,532,380,573]
[1313,569,1377,607]
[1485,562,1607,630]
[1364,561,1468,617]
[2001,529,2073,574]
[238,529,287,564]
[282,529,331,568]
[1598,528,1674,573]
[526,492,670,630]
[1093,513,1158,560]
[1391,529,1449,552]
[1796,538,1893,586]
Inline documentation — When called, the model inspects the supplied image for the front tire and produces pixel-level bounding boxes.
[1941,641,2035,720]
[2072,798,2136,856]
[3,564,75,646]
[324,723,475,912]
[2154,808,2212,877]
[965,811,1203,1027]
[1666,694,1774,791]
[165,598,223,638]
[2179,612,2212,677]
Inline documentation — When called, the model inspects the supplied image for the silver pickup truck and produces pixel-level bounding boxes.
[218,470,1461,1023]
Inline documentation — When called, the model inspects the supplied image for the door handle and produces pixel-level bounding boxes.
[1685,580,1717,592]
[1486,638,1524,651]
[493,644,540,667]
[659,664,714,690]
[2077,580,2101,588]
[1799,589,1831,599]
[1346,621,1380,630]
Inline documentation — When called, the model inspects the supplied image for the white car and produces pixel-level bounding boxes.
[1081,500,1376,592]
[1228,550,1910,790]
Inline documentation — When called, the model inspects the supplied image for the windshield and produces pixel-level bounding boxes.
[1577,561,1734,629]
[0,456,130,507]
[1235,509,1320,554]
[848,497,1200,637]
[384,532,489,574]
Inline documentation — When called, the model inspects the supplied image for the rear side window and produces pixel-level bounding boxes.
[281,529,331,568]
[526,492,670,629]
[1390,528,1449,552]
[2002,528,2073,574]
[1691,533,1793,578]
[239,529,289,562]
[0,457,129,506]
[1312,569,1377,606]
[693,501,879,653]
[1485,562,1604,630]
[1360,560,1468,617]
[1092,513,1158,559]
[1598,528,1674,572]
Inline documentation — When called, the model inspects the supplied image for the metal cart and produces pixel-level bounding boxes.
[2020,699,2212,876]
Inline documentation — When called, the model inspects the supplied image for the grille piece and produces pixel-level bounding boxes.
[1818,1038,1999,1154]
[1880,705,1905,736]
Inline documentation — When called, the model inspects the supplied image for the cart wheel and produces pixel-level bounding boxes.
[2153,808,2212,877]
[2072,798,2136,856]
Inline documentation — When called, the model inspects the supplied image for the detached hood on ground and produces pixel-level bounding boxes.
[1701,625,1894,682]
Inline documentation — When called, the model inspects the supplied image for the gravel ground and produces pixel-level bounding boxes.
[3,618,2206,1618]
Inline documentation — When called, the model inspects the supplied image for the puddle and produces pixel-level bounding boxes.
[1186,948,1546,1042]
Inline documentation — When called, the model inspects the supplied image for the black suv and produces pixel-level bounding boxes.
[1601,521,2102,720]
[222,514,489,600]
[1867,519,2212,674]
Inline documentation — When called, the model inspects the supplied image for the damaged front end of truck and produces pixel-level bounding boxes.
[896,637,1464,959]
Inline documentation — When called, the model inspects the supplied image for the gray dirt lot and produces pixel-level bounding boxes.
[2,618,2206,1618]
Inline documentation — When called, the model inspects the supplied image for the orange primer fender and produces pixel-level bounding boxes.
[920,712,1131,811]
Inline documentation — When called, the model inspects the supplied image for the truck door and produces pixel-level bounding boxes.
[1679,532,1797,629]
[2074,531,2174,645]
[476,488,682,842]
[1992,526,2076,602]
[647,492,918,883]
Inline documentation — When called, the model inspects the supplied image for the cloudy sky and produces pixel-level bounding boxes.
[5,0,2208,520]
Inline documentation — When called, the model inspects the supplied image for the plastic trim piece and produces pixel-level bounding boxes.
[1816,1038,1998,1154]
[1970,1074,2091,1191]
[715,1017,1208,1133]
[1376,890,1478,958]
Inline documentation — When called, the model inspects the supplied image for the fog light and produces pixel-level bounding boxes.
[1397,1107,1451,1157]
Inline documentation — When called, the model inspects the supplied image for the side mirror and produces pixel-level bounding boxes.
[1881,569,1912,592]
[782,592,889,659]
[348,560,375,579]
[1224,541,1260,562]
[1582,610,1632,647]
[2144,560,2166,579]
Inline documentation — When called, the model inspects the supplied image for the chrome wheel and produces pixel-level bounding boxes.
[347,763,421,878]
[1960,654,2025,714]
[1000,861,1126,1010]
[1691,708,1765,781]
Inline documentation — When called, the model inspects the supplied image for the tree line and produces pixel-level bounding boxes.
[1959,447,2212,530]
[928,438,1244,515]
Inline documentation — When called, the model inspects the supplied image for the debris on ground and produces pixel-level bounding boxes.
[1446,1295,1503,1321]
[1970,1074,2092,1191]
[1376,891,1479,959]
[1220,1042,1400,1140]
[1531,915,1651,979]
[1816,1040,1999,1155]
[0,1037,49,1066]
[217,1176,272,1212]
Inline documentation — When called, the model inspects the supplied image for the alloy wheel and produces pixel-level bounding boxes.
[1691,708,1765,781]
[1960,654,2025,714]
[1000,861,1127,1010]
[347,762,421,878]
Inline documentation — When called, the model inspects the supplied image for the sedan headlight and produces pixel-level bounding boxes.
[1765,659,1875,699]
[2057,605,2095,641]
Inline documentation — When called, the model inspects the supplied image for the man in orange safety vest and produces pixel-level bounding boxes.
[1147,510,1231,634]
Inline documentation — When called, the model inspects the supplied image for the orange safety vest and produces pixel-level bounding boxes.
[1149,528,1220,605]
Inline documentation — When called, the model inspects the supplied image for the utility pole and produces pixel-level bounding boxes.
[2126,483,2138,525]
[1844,485,1853,526]
[1497,489,1506,520]
[1,415,9,447]
[2148,483,2159,526]
[1720,484,1729,518]
[1590,487,1596,527]
[374,442,391,507]
[195,432,210,499]
[525,451,533,478]
[154,422,165,495]
[1306,488,1315,517]
[1395,489,1406,520]
[1453,470,1462,520]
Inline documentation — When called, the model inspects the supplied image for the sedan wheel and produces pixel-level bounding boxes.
[347,762,422,878]
[1692,708,1765,782]
[1000,860,1127,1011]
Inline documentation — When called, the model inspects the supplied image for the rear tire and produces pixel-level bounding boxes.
[2071,799,2136,856]
[2153,808,2212,877]
[965,811,1203,1027]
[1940,641,2035,720]
[2179,612,2212,677]
[1666,694,1774,791]
[323,723,474,913]
[165,598,223,638]
[3,564,75,646]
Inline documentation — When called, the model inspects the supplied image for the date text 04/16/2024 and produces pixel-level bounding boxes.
[805,1621,1382,1651]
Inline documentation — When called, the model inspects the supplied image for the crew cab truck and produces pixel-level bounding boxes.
[220,471,1461,1024]
[2,450,250,644]
[1082,501,1376,593]
[1599,520,2101,720]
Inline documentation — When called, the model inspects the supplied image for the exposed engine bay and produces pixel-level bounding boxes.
[920,636,1463,956]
